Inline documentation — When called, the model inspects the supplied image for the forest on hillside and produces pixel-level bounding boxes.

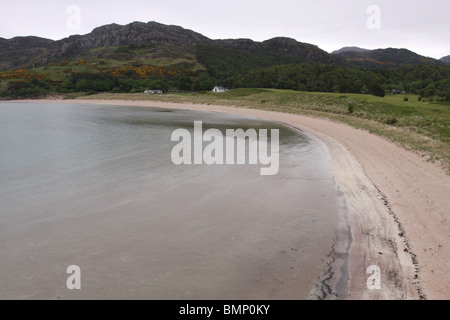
[1,46,449,100]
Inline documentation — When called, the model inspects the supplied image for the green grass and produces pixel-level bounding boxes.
[86,45,205,70]
[16,46,206,83]
[30,63,98,81]
[75,89,450,173]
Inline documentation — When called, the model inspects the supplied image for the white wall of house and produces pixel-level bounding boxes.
[144,90,163,94]
[212,86,227,93]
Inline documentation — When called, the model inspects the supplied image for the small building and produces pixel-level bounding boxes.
[144,89,163,94]
[392,89,406,94]
[212,86,228,93]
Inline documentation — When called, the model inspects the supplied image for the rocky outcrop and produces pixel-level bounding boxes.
[0,21,213,69]
[53,21,213,57]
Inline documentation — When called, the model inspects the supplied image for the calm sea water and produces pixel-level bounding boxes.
[0,102,346,299]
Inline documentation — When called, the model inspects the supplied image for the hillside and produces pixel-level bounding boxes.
[0,21,334,72]
[0,21,212,70]
[331,47,442,67]
[196,37,337,81]
[0,36,57,70]
[1,21,442,71]
[0,21,449,100]
[331,46,370,54]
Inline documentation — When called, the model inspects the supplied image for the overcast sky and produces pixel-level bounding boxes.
[1,0,449,59]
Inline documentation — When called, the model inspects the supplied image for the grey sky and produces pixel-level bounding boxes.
[1,0,449,59]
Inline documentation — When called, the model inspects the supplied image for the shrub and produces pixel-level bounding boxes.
[385,117,398,125]
[3,78,50,98]
[368,84,386,97]
[347,104,354,114]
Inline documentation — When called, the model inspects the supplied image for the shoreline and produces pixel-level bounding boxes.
[5,98,450,299]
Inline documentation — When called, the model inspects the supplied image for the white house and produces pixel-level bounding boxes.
[212,86,228,93]
[144,89,163,94]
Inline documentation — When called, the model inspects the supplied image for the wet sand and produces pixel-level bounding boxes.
[11,98,450,299]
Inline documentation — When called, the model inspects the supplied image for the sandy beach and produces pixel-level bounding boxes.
[12,98,450,300]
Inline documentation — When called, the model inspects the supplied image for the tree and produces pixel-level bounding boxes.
[75,79,91,92]
[174,75,193,91]
[368,84,385,97]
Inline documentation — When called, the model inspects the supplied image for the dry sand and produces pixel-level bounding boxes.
[15,98,450,300]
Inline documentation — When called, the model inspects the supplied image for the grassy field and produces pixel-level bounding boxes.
[73,89,450,172]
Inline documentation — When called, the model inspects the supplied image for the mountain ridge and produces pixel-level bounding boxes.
[331,46,442,67]
[0,21,213,70]
[331,46,370,54]
[0,20,444,71]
